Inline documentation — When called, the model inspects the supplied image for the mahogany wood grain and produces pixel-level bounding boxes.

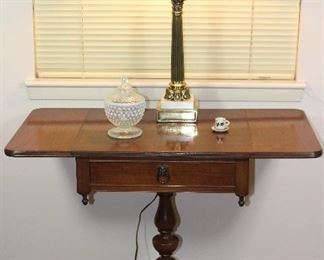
[5,108,89,157]
[5,108,322,159]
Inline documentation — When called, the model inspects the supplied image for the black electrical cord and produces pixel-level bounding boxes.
[134,194,158,260]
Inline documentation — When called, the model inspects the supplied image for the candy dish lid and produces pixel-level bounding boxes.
[105,76,145,104]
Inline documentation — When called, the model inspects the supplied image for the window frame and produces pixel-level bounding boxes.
[26,0,307,102]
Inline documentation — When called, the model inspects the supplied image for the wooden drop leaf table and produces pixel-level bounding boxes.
[4,108,322,260]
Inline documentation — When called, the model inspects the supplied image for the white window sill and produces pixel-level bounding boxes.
[25,79,306,102]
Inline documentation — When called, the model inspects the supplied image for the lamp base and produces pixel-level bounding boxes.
[157,95,198,123]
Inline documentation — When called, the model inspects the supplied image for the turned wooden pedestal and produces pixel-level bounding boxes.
[5,108,322,259]
[153,193,179,260]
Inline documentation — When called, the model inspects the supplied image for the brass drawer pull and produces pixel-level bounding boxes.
[157,165,169,184]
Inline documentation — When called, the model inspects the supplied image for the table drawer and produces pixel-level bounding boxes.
[75,159,249,194]
[91,161,235,190]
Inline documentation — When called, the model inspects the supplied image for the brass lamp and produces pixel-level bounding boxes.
[157,0,198,123]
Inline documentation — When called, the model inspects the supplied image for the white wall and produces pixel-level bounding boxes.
[1,0,323,260]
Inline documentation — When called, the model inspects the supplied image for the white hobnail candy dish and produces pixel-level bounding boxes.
[104,76,146,139]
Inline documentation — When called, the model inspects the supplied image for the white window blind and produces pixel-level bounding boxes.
[33,0,301,80]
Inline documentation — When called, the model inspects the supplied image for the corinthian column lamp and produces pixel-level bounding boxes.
[157,0,198,123]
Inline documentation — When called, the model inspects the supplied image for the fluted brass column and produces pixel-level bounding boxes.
[164,0,191,101]
[157,0,197,123]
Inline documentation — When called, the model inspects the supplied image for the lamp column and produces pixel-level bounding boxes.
[157,0,198,123]
[164,0,190,101]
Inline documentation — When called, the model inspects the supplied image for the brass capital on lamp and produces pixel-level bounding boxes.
[157,0,198,123]
[164,0,191,101]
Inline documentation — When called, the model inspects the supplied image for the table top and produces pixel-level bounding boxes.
[4,108,322,160]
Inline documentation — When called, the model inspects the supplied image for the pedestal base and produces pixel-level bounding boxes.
[157,95,198,123]
[153,193,180,260]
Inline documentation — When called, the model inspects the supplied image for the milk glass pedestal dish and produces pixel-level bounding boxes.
[104,77,146,139]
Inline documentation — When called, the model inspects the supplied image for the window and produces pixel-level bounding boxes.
[33,0,301,81]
